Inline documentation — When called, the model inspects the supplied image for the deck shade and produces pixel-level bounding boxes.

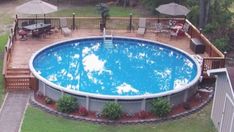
[16,0,57,15]
[156,2,190,16]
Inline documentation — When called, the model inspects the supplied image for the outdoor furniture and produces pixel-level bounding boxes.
[18,29,28,40]
[23,23,51,31]
[60,18,72,36]
[156,2,190,16]
[190,38,205,54]
[23,23,51,38]
[137,18,146,35]
[170,28,180,39]
[21,21,29,28]
[155,23,170,35]
[181,23,190,34]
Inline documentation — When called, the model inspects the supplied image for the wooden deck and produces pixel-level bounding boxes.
[9,29,207,69]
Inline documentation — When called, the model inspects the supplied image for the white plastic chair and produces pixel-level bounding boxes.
[137,18,146,35]
[60,18,72,36]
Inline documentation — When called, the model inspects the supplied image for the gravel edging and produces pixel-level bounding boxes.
[29,92,213,124]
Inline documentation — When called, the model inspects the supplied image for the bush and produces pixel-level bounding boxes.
[57,95,78,113]
[102,102,122,120]
[151,98,171,117]
[44,97,53,104]
[213,37,230,52]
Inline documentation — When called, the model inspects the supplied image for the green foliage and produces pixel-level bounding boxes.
[209,0,233,27]
[57,95,78,113]
[151,98,171,117]
[96,3,110,21]
[203,23,218,34]
[44,97,53,104]
[187,5,199,26]
[102,102,122,120]
[213,37,230,52]
[0,34,8,52]
[0,34,8,105]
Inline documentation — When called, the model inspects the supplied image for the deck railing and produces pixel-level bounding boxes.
[2,17,225,90]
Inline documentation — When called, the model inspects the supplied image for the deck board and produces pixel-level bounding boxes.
[9,29,207,69]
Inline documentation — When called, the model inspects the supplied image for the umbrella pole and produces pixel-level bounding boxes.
[44,14,46,24]
[157,14,160,23]
[35,14,37,28]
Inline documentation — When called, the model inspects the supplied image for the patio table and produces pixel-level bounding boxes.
[23,23,51,31]
[23,23,51,38]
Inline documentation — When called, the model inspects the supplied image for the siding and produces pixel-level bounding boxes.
[210,69,234,132]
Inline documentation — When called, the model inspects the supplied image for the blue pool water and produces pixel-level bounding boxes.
[32,38,198,96]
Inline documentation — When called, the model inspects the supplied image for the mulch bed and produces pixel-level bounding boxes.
[32,90,212,124]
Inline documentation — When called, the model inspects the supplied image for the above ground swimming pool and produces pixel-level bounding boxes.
[30,36,201,113]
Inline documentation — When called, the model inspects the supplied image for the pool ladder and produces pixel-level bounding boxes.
[103,28,114,49]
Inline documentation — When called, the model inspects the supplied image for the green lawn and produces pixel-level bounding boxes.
[0,34,8,104]
[52,6,151,17]
[21,103,216,132]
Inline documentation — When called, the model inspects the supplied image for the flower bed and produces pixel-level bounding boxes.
[32,89,212,124]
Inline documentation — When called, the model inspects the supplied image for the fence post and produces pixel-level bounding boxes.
[224,51,227,67]
[72,12,76,30]
[128,13,133,32]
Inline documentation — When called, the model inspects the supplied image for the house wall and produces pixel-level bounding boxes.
[211,72,234,132]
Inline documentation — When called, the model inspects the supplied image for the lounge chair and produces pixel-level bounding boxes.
[137,18,146,35]
[60,18,72,36]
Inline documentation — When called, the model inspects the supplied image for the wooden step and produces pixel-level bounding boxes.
[6,75,31,78]
[5,68,33,91]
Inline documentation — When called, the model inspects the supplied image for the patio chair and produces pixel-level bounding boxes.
[137,18,146,35]
[155,23,170,35]
[181,23,190,33]
[170,28,180,39]
[60,18,72,36]
[155,23,163,35]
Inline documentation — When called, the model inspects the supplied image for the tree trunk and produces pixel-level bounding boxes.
[199,0,205,28]
[204,0,210,25]
[199,0,211,28]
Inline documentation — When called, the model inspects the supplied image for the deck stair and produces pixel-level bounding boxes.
[4,68,33,91]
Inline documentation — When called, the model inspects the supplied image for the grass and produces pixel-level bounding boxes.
[21,103,216,132]
[0,34,8,104]
[52,6,151,17]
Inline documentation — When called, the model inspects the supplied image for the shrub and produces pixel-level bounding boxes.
[78,107,88,116]
[57,95,78,113]
[151,98,171,117]
[44,97,53,104]
[213,37,230,52]
[102,102,122,120]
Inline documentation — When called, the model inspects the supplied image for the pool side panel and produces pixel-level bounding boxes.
[37,79,198,114]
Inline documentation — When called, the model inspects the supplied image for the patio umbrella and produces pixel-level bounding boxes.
[155,2,190,16]
[16,0,57,15]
